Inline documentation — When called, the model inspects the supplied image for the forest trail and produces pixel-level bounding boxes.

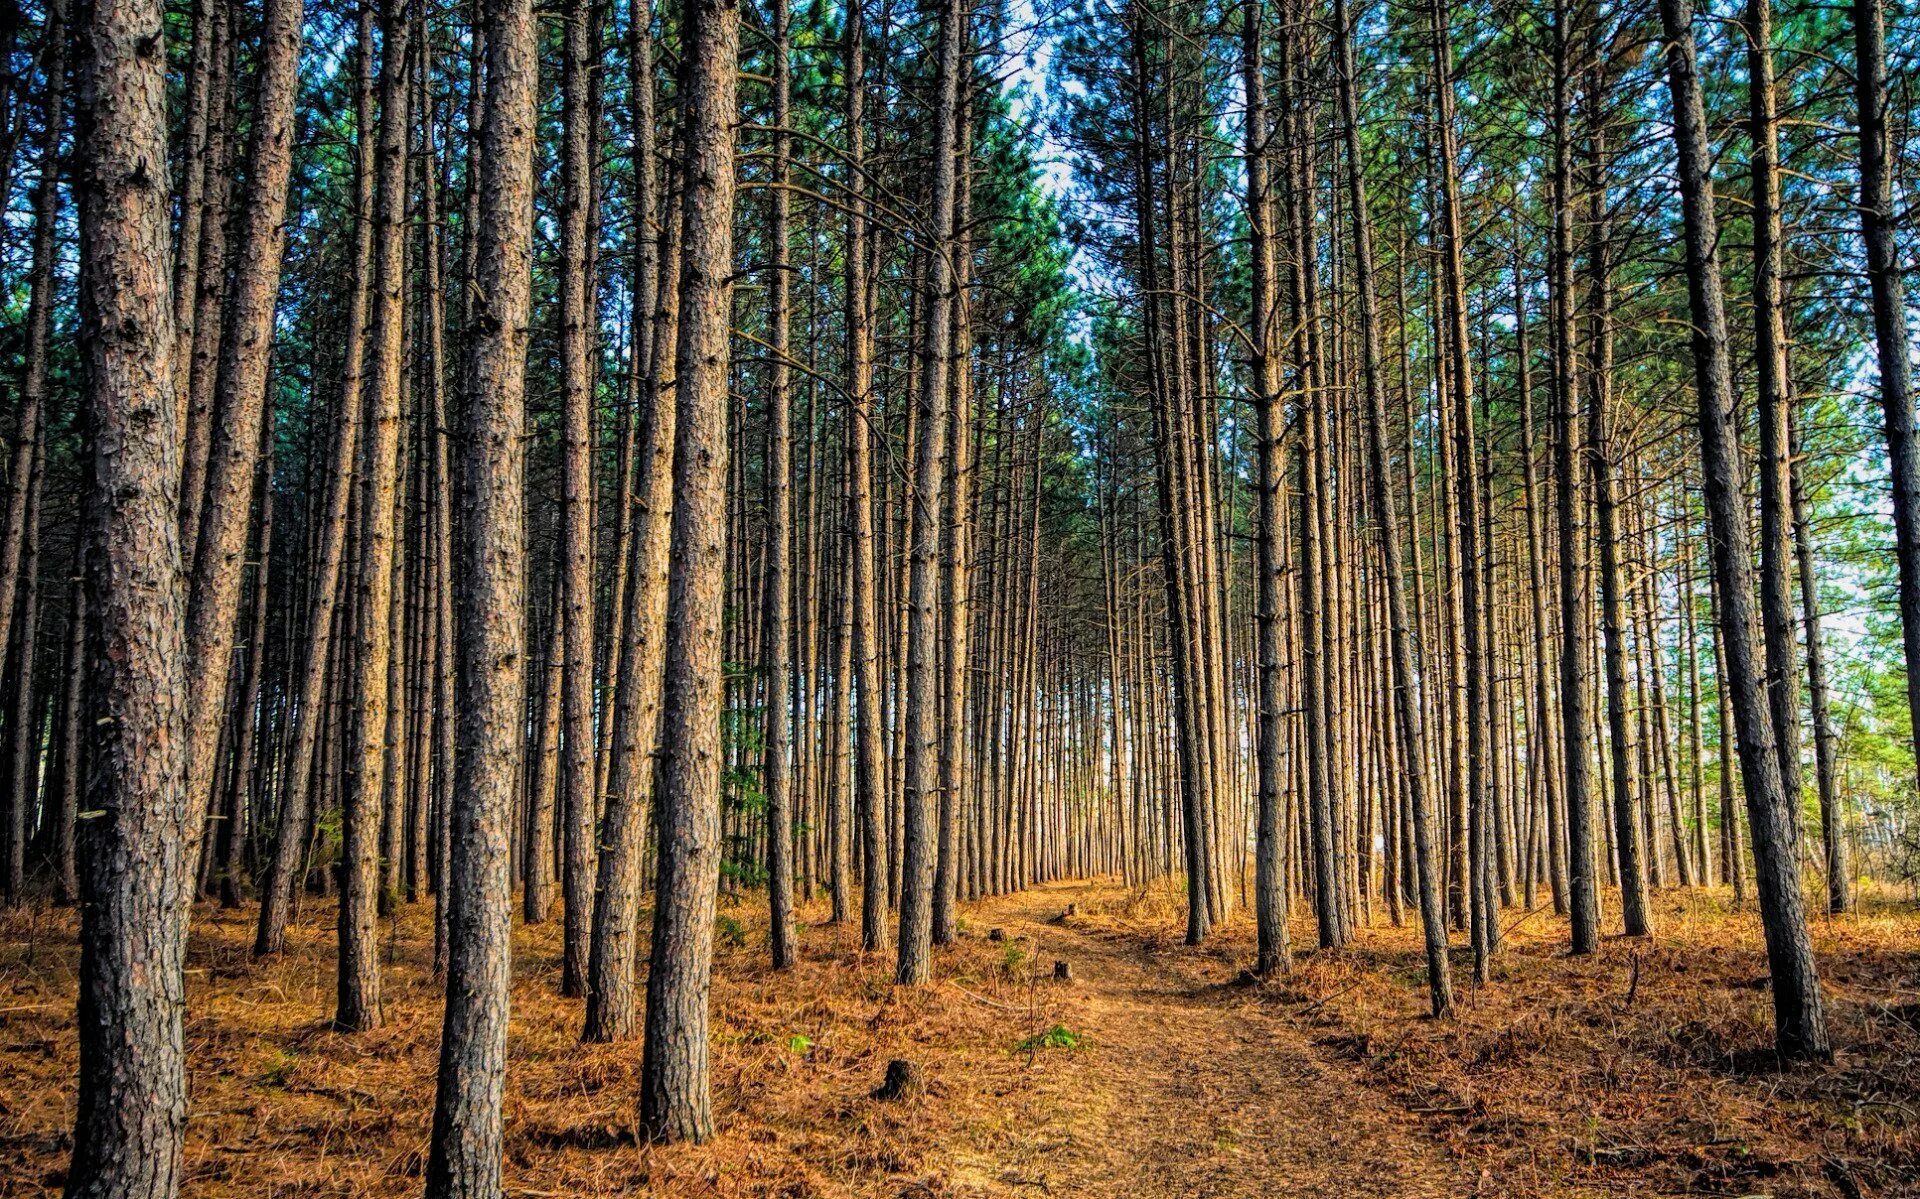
[943,882,1473,1197]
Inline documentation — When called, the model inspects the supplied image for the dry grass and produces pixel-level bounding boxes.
[5,879,1915,1198]
[0,894,1077,1198]
[1069,881,1920,1197]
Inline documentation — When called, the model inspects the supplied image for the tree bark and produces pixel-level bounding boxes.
[1747,0,1805,842]
[67,0,192,1185]
[761,0,797,968]
[845,0,889,955]
[180,0,307,868]
[1852,0,1920,795]
[584,0,679,1041]
[337,0,414,1033]
[1551,0,1601,955]
[423,0,536,1184]
[254,6,375,959]
[557,0,600,1000]
[1657,0,1828,1061]
[1332,0,1452,1013]
[1244,0,1290,979]
[639,0,739,1142]
[1585,139,1649,937]
[896,0,962,984]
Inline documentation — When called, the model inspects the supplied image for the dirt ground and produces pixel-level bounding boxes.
[2,879,1916,1197]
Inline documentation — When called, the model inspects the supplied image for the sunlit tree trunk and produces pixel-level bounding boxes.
[1657,0,1828,1062]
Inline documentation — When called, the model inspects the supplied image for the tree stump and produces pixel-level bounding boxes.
[1053,959,1074,983]
[988,928,1005,942]
[872,1059,922,1101]
[1065,903,1080,918]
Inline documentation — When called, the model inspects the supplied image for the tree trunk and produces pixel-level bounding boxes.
[896,0,961,981]
[557,0,600,1000]
[1332,0,1452,1014]
[1428,0,1494,974]
[1585,136,1649,937]
[1551,0,1601,955]
[639,0,739,1142]
[67,0,193,1184]
[180,0,305,858]
[254,6,375,959]
[1657,0,1828,1062]
[1747,0,1805,843]
[1852,0,1920,795]
[845,0,889,955]
[934,75,976,947]
[585,0,678,1044]
[337,0,414,1033]
[1243,0,1290,979]
[423,0,536,1185]
[761,0,797,968]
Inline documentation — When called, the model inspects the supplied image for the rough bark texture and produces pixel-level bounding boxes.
[337,0,414,1033]
[557,0,599,999]
[896,0,963,987]
[1551,0,1601,956]
[845,2,889,956]
[1332,0,1451,1014]
[640,0,739,1142]
[761,0,796,969]
[67,0,192,1188]
[253,7,375,959]
[586,0,678,1043]
[1244,1,1285,977]
[1852,0,1920,794]
[423,0,535,1184]
[1428,0,1494,976]
[1658,0,1828,1062]
[1747,0,1805,841]
[180,0,307,871]
[933,67,975,947]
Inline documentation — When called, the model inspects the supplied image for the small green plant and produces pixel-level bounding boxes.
[1000,941,1027,975]
[715,913,747,948]
[785,1034,813,1054]
[1015,1024,1086,1053]
[259,1049,299,1089]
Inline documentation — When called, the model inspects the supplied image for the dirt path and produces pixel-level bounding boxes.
[945,881,1471,1198]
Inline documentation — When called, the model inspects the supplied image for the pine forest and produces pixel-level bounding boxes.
[2,0,1919,1191]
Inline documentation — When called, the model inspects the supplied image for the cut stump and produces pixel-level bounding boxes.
[872,1059,922,1101]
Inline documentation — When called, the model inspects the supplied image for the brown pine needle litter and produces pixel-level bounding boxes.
[1061,880,1920,1198]
[2,880,1916,1197]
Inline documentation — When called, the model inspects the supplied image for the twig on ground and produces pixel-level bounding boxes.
[1299,979,1367,1017]
[949,980,1022,1012]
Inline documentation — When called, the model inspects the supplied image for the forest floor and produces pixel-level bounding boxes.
[2,878,1917,1197]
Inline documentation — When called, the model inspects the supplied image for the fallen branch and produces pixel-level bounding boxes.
[948,980,1023,1012]
[1298,979,1367,1016]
